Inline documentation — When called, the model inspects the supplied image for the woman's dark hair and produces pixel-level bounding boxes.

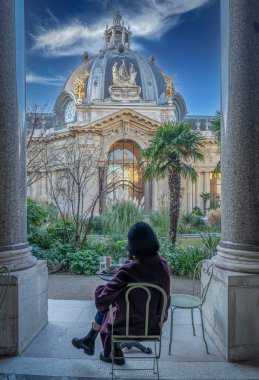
[127,222,160,258]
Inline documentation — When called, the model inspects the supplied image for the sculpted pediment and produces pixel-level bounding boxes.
[71,109,160,138]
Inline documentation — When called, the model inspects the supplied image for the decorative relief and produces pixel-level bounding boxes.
[109,60,141,101]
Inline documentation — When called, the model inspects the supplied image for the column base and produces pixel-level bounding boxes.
[213,244,259,273]
[0,244,37,271]
[0,260,48,355]
[202,265,259,361]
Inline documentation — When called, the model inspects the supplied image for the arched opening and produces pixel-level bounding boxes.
[106,140,143,204]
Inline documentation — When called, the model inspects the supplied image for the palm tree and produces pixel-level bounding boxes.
[211,111,221,176]
[142,122,204,244]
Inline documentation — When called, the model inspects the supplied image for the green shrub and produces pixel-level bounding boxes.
[62,249,100,275]
[88,216,104,234]
[46,218,74,243]
[31,245,65,272]
[86,237,127,262]
[200,233,220,258]
[160,238,205,277]
[177,212,206,234]
[191,207,203,217]
[29,225,53,249]
[102,200,144,235]
[45,202,59,221]
[150,207,170,235]
[27,197,48,232]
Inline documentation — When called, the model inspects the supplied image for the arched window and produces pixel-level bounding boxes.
[64,100,76,123]
[106,140,143,203]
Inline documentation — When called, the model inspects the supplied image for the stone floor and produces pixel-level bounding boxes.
[47,274,196,300]
[1,299,259,379]
[1,275,259,379]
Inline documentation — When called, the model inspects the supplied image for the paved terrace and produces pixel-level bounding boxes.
[1,275,259,379]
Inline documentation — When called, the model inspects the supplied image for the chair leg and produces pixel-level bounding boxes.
[153,342,157,374]
[199,307,209,354]
[168,307,175,355]
[154,343,159,380]
[111,342,115,380]
[191,308,196,336]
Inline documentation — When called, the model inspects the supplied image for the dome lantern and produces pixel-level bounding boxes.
[104,10,132,50]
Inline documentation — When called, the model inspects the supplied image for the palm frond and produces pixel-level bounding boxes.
[142,122,204,181]
[211,160,221,176]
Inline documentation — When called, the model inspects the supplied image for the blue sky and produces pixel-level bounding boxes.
[25,0,220,115]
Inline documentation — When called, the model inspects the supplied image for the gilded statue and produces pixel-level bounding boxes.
[161,72,175,104]
[73,70,90,103]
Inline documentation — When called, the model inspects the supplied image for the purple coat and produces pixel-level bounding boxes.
[95,254,171,356]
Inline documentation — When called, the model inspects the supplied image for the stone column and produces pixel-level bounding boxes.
[0,0,48,356]
[203,172,210,194]
[191,181,195,209]
[199,172,204,209]
[195,173,201,208]
[143,182,151,213]
[203,0,259,362]
[151,180,158,211]
[0,0,36,271]
[213,0,259,273]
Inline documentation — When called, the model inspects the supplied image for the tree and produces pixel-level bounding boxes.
[26,103,57,186]
[142,122,204,244]
[211,110,221,176]
[200,192,211,215]
[44,136,116,248]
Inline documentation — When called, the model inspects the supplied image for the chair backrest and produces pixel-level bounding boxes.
[192,260,213,305]
[110,282,168,339]
[0,266,10,314]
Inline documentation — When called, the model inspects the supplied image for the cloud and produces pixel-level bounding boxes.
[26,72,66,86]
[30,0,211,57]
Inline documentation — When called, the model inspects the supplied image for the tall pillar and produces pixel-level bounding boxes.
[203,0,259,361]
[0,0,48,355]
[203,172,210,194]
[143,182,151,213]
[151,180,158,211]
[195,173,201,208]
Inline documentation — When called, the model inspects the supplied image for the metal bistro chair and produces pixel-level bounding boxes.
[109,283,168,380]
[168,260,213,355]
[0,266,11,316]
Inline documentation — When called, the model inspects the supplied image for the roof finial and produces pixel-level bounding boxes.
[113,9,122,26]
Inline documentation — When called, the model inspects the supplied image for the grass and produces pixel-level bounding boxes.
[176,237,203,249]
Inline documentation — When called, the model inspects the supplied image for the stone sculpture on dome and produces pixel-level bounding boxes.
[113,9,122,26]
[109,60,141,101]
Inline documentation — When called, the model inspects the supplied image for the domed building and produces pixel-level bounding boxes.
[28,10,220,215]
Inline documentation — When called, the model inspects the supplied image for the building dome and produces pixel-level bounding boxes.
[61,50,168,105]
[55,10,186,123]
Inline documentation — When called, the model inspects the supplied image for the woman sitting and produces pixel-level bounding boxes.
[72,222,171,365]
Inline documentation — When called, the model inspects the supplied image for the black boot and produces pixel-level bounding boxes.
[72,327,99,356]
[100,343,125,365]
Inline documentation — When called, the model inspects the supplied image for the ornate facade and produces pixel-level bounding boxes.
[28,11,220,214]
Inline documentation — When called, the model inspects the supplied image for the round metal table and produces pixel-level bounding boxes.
[97,270,152,354]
